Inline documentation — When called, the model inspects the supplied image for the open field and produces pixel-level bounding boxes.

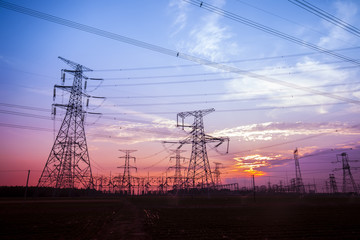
[1,195,360,239]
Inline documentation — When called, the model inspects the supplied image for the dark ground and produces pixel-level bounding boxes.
[1,195,360,239]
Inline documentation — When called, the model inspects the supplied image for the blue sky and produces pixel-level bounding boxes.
[1,0,359,189]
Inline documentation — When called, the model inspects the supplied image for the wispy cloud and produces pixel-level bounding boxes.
[212,121,360,142]
[318,1,358,48]
[168,0,189,37]
[88,107,187,145]
[224,56,356,114]
[172,0,240,62]
[230,153,289,176]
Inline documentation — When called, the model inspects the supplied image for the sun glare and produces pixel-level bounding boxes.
[232,154,281,176]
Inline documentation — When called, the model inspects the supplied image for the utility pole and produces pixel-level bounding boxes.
[294,148,305,194]
[165,108,229,189]
[252,175,256,202]
[24,170,30,199]
[38,57,102,189]
[118,150,137,195]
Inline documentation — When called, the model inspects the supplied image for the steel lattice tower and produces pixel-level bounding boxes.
[213,162,222,186]
[337,152,358,194]
[329,173,338,194]
[168,149,187,189]
[175,108,229,189]
[38,57,94,189]
[118,150,137,194]
[294,148,305,194]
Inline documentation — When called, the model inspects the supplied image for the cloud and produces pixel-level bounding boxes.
[318,1,358,48]
[230,153,289,176]
[89,110,188,145]
[224,56,357,114]
[212,121,360,142]
[172,0,240,62]
[187,15,237,61]
[168,0,189,36]
[224,141,360,179]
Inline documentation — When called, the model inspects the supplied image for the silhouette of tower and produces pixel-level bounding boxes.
[336,152,358,194]
[294,148,305,194]
[175,108,229,189]
[168,149,187,189]
[38,57,94,189]
[329,173,338,194]
[107,172,116,193]
[213,162,223,186]
[118,150,137,194]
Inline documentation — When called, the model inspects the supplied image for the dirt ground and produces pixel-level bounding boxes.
[1,195,360,239]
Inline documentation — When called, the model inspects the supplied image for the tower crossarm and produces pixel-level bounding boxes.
[163,135,192,149]
[205,135,230,153]
[54,85,104,99]
[177,108,215,129]
[58,56,92,71]
[52,103,101,115]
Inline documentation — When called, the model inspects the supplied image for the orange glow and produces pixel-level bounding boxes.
[244,169,266,176]
[231,154,281,176]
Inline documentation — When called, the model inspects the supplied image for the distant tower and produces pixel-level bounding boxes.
[118,150,137,194]
[294,148,305,194]
[213,162,223,186]
[37,57,94,189]
[175,108,229,189]
[168,149,187,190]
[336,152,358,194]
[107,172,115,193]
[329,173,338,194]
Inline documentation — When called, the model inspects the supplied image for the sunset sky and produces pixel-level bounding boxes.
[1,0,359,190]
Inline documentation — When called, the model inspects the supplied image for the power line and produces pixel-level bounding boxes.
[103,89,360,108]
[100,102,349,116]
[0,109,53,121]
[0,102,174,127]
[91,46,360,72]
[0,102,50,112]
[92,65,360,87]
[0,122,177,142]
[0,122,52,132]
[0,100,354,120]
[106,81,360,99]
[93,63,360,83]
[1,1,359,106]
[289,0,360,38]
[184,0,360,65]
[235,0,327,37]
[229,123,360,156]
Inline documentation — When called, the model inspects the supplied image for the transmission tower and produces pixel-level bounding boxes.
[170,108,229,189]
[168,149,187,189]
[118,150,137,194]
[37,57,95,189]
[329,173,338,194]
[294,148,305,194]
[213,162,223,186]
[334,152,358,194]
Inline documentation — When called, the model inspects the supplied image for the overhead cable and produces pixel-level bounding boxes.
[184,0,360,65]
[289,0,360,37]
[0,1,359,105]
[92,46,360,72]
[105,89,360,108]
